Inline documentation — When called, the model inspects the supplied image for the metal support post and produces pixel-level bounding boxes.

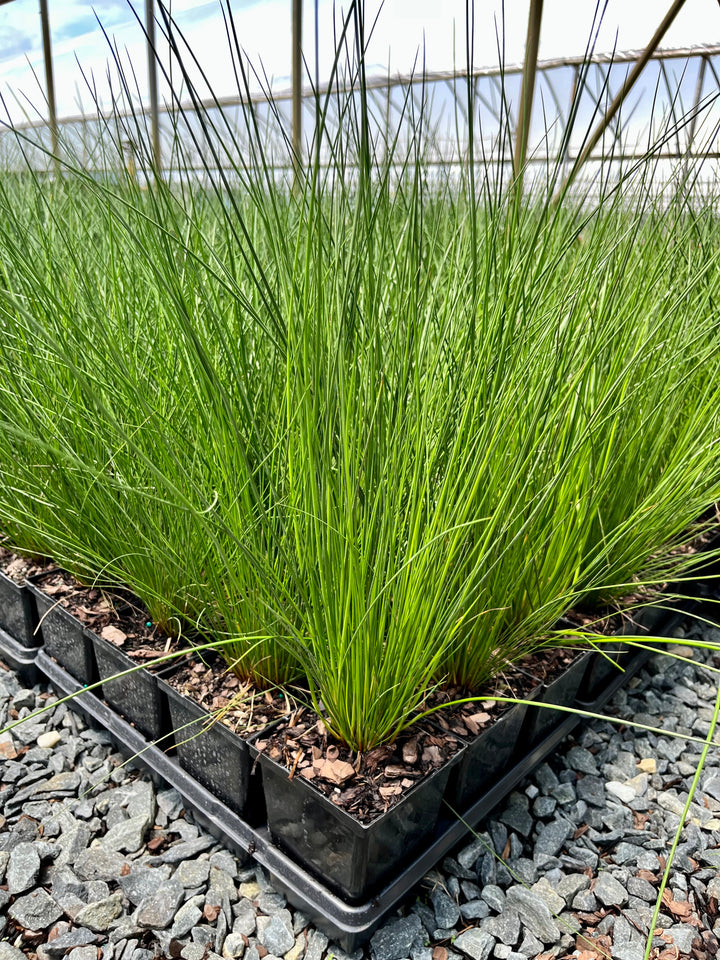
[146,0,161,171]
[559,0,689,196]
[513,0,544,185]
[292,0,303,187]
[39,0,59,176]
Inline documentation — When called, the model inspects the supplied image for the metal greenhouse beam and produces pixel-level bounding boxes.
[559,0,689,195]
[146,0,161,171]
[292,0,303,186]
[39,0,59,175]
[513,0,544,183]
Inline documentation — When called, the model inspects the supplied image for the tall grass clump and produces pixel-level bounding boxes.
[0,1,719,747]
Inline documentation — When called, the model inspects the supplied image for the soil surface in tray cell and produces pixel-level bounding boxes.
[560,590,660,636]
[427,663,538,739]
[256,709,463,824]
[34,569,180,663]
[517,644,583,683]
[167,655,293,735]
[0,543,52,582]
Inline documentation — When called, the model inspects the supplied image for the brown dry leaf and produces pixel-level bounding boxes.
[315,758,356,785]
[379,785,402,798]
[502,837,512,860]
[657,951,680,960]
[638,869,658,884]
[300,767,316,781]
[120,862,131,877]
[667,899,692,919]
[573,824,589,840]
[402,738,418,764]
[42,583,67,596]
[633,811,650,830]
[5,558,26,579]
[100,625,127,646]
[469,711,491,725]
[385,765,412,779]
[146,836,164,851]
[204,904,221,922]
[432,948,447,960]
[464,712,491,736]
[0,741,18,760]
[421,744,442,765]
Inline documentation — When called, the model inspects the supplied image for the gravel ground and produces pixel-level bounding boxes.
[2,618,720,960]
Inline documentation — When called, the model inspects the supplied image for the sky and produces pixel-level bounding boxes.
[0,0,718,126]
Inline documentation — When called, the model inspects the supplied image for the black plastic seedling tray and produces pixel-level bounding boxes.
[27,574,98,685]
[0,569,39,649]
[0,626,44,685]
[36,643,655,951]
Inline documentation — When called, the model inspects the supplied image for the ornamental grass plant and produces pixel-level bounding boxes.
[0,1,719,753]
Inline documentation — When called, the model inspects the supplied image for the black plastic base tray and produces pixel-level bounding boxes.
[35,644,654,951]
[0,626,44,685]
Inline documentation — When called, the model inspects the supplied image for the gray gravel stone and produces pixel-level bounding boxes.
[593,871,629,907]
[530,877,565,915]
[162,836,215,863]
[136,878,185,929]
[533,819,571,860]
[532,796,557,818]
[566,746,598,775]
[74,892,124,932]
[612,945,645,960]
[669,924,700,953]
[499,795,533,837]
[627,876,656,901]
[370,915,422,960]
[221,933,247,958]
[232,898,257,937]
[576,775,606,807]
[257,915,295,956]
[176,857,211,888]
[101,814,150,853]
[172,901,204,938]
[482,909,520,945]
[456,838,486,871]
[6,840,41,894]
[39,929,98,958]
[8,888,63,929]
[572,890,597,912]
[556,874,590,902]
[74,845,129,881]
[504,886,561,944]
[453,929,494,960]
[0,944,28,960]
[67,948,101,960]
[208,866,238,903]
[120,865,173,905]
[430,888,459,928]
[480,884,505,912]
[305,930,329,960]
[460,900,491,921]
